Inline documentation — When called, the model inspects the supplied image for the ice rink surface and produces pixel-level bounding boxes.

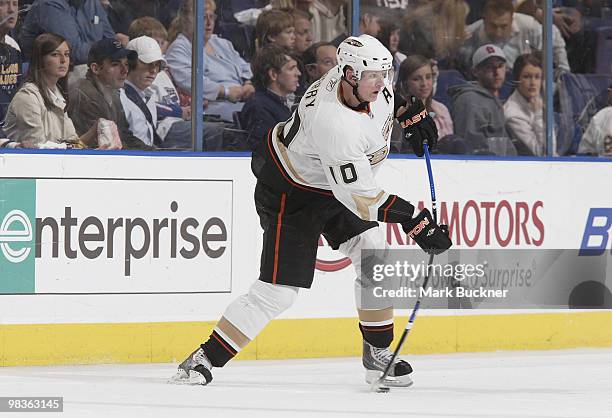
[1,349,611,418]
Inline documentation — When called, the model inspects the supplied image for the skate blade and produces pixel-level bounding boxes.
[168,369,209,385]
[365,370,413,388]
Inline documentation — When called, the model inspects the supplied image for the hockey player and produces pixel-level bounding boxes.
[172,34,452,387]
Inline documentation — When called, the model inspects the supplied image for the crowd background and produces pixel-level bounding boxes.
[0,0,610,156]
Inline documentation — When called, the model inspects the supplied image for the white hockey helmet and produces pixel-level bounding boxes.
[337,34,393,81]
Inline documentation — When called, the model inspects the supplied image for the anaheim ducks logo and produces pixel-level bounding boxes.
[345,38,363,47]
[367,145,388,166]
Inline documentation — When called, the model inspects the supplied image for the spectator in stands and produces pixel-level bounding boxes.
[1,0,20,50]
[516,0,590,73]
[399,0,468,69]
[255,9,295,52]
[302,41,336,86]
[0,0,23,125]
[310,0,346,43]
[449,44,512,152]
[129,26,223,151]
[457,0,570,77]
[239,44,300,150]
[4,33,102,148]
[105,0,181,42]
[128,17,169,54]
[578,85,612,156]
[19,0,116,65]
[557,0,609,18]
[330,5,383,46]
[396,55,454,139]
[290,9,313,99]
[376,19,406,85]
[292,9,313,55]
[166,0,254,123]
[516,0,582,40]
[504,52,554,156]
[68,38,152,149]
[359,6,382,38]
[119,36,166,148]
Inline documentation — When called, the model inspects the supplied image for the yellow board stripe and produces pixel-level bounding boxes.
[1,312,612,366]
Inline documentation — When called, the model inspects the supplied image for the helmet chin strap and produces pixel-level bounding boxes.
[341,75,369,111]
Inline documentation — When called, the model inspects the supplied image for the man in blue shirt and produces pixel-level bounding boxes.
[19,0,116,65]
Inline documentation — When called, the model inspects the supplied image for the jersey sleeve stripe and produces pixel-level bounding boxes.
[377,195,415,223]
[381,195,397,223]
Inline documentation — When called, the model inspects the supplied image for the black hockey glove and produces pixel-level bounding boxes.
[402,208,452,255]
[396,96,438,157]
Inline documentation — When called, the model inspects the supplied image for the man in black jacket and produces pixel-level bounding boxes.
[239,45,301,150]
[68,38,153,150]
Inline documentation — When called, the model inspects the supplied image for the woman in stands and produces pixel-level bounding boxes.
[166,0,254,123]
[4,33,103,149]
[396,55,454,139]
[504,53,556,156]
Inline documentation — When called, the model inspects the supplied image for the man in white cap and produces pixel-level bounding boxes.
[121,35,167,147]
[449,43,514,153]
[127,29,223,151]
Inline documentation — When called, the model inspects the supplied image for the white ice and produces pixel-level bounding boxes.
[1,349,611,418]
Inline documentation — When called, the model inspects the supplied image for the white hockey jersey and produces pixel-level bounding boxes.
[269,66,395,222]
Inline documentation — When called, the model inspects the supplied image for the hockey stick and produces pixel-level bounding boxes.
[370,142,437,393]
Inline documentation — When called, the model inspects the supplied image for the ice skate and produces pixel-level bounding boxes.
[169,347,213,385]
[363,340,413,387]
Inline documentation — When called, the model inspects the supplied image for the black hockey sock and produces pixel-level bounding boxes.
[201,330,237,367]
[359,322,394,348]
